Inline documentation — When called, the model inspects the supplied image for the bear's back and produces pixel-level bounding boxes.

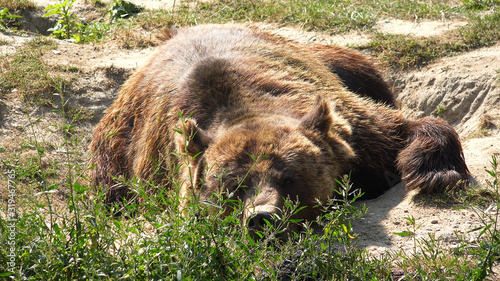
[134,25,346,130]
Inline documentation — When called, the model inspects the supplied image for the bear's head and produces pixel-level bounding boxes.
[175,97,355,238]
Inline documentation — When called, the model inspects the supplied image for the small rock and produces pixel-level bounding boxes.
[450,244,460,252]
[431,219,438,224]
[403,209,409,213]
[393,221,400,225]
[52,50,61,55]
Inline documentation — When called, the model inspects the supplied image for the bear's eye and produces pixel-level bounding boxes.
[225,182,248,199]
[282,177,295,187]
[225,179,246,192]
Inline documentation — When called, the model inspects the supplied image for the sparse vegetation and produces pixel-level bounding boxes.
[433,104,449,118]
[107,18,157,48]
[43,0,110,43]
[0,0,35,12]
[461,0,500,10]
[458,11,500,49]
[0,37,73,105]
[360,7,500,69]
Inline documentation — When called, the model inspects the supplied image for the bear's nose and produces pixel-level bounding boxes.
[246,212,275,231]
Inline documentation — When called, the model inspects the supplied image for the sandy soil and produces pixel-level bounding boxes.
[1,0,499,272]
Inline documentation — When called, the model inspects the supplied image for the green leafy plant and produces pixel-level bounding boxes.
[433,104,449,118]
[0,7,21,31]
[43,0,85,42]
[109,0,143,20]
[394,216,422,252]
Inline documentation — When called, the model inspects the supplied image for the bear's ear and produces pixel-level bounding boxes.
[300,95,333,135]
[175,119,213,157]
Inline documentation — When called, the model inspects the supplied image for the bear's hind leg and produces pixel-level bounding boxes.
[397,117,469,193]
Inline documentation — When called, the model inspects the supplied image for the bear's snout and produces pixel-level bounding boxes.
[247,212,275,230]
[246,211,277,240]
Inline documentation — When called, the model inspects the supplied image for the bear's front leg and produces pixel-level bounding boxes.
[397,117,469,193]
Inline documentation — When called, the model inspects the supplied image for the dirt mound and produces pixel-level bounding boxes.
[391,44,500,138]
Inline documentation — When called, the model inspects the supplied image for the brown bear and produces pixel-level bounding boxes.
[89,24,468,237]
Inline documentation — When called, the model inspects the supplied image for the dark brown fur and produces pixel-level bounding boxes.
[308,44,395,106]
[90,24,468,232]
[397,117,469,192]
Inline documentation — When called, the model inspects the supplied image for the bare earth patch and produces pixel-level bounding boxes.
[1,1,499,275]
[374,18,467,37]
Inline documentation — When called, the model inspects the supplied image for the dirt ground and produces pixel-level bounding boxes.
[1,0,499,269]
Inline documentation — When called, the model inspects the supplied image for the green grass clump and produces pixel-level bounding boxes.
[461,0,500,10]
[458,11,500,48]
[1,1,500,279]
[361,33,462,69]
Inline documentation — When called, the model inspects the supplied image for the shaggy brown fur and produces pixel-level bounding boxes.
[90,24,468,235]
[308,44,395,106]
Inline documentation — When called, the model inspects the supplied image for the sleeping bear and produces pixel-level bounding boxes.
[90,24,469,237]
